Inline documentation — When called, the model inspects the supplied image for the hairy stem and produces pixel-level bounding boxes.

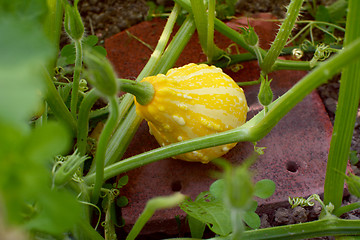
[324,0,360,209]
[261,0,304,74]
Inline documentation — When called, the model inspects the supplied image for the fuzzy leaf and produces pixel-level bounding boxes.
[180,194,232,236]
[188,215,206,238]
[0,16,52,130]
[25,189,82,235]
[117,196,129,208]
[24,122,71,163]
[116,175,129,188]
[254,179,276,199]
[243,211,261,229]
[209,179,225,199]
[59,35,107,66]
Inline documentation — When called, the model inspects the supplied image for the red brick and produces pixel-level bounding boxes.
[105,14,333,236]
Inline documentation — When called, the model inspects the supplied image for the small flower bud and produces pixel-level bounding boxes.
[64,3,84,41]
[54,151,88,186]
[258,75,273,107]
[240,26,259,46]
[83,48,118,97]
[79,79,88,92]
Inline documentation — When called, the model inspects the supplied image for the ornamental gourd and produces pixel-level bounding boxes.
[134,63,248,163]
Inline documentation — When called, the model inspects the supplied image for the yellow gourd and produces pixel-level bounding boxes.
[134,63,248,163]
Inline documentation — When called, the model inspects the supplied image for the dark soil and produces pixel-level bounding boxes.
[71,0,360,239]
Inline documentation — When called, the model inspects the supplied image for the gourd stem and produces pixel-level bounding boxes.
[118,79,154,106]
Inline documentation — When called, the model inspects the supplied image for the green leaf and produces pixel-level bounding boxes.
[116,175,129,188]
[188,215,206,238]
[93,45,107,57]
[209,179,225,199]
[0,0,48,22]
[349,151,359,165]
[243,211,261,229]
[180,194,232,236]
[83,35,99,46]
[315,5,331,22]
[60,44,76,65]
[59,36,107,66]
[24,122,71,163]
[25,189,82,235]
[0,16,53,130]
[58,82,73,103]
[117,196,129,207]
[254,179,276,199]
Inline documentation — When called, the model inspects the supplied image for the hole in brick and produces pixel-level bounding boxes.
[171,180,182,192]
[286,161,299,173]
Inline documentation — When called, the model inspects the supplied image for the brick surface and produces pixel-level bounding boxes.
[105,14,333,236]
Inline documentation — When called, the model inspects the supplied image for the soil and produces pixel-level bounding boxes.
[71,0,360,239]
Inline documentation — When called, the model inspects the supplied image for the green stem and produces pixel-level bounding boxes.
[190,0,208,54]
[324,0,360,209]
[214,46,317,70]
[71,39,83,117]
[43,0,63,76]
[118,79,154,105]
[137,3,180,80]
[175,0,262,55]
[252,45,264,67]
[261,0,304,74]
[151,15,196,74]
[272,59,316,71]
[76,220,104,240]
[333,202,360,217]
[230,209,245,240]
[77,89,99,156]
[84,126,250,184]
[84,37,360,185]
[126,193,185,240]
[102,106,142,169]
[207,0,216,63]
[207,219,360,240]
[91,96,119,204]
[43,69,77,135]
